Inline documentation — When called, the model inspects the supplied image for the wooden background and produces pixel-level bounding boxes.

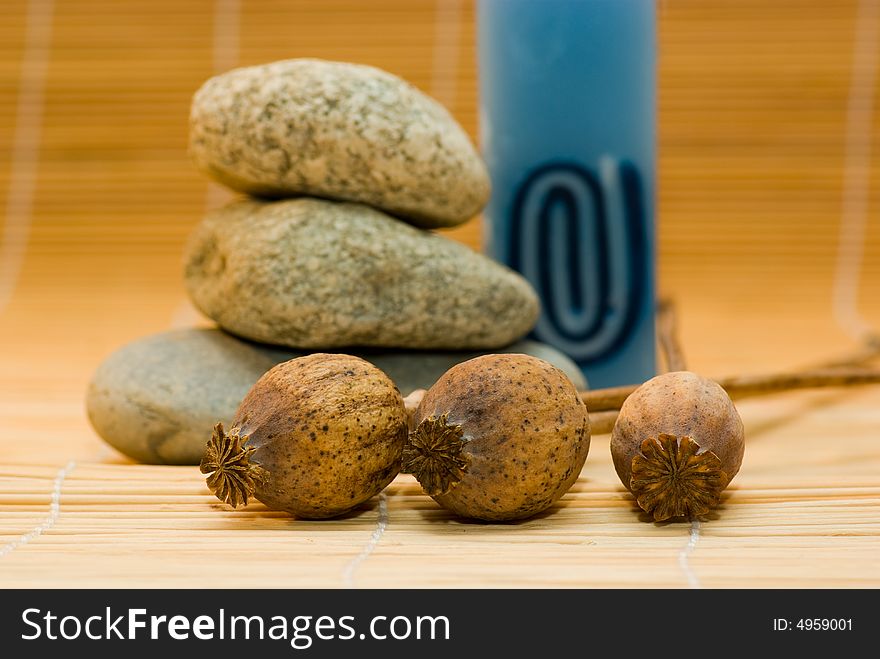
[0,0,878,587]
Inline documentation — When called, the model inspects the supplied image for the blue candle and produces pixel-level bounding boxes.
[478,0,657,388]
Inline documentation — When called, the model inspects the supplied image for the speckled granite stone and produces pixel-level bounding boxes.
[184,197,539,350]
[86,328,587,465]
[189,59,490,229]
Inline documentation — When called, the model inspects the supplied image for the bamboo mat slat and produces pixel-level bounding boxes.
[1,0,879,588]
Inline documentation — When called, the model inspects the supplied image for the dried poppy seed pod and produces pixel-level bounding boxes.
[610,371,745,522]
[201,353,407,519]
[404,354,590,521]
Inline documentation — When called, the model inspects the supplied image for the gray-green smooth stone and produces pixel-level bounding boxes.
[86,328,587,465]
[184,197,539,350]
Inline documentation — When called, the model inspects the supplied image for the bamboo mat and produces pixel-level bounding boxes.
[1,0,879,588]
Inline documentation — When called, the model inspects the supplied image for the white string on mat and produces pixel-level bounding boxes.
[334,0,467,586]
[168,299,205,330]
[205,0,241,212]
[832,0,879,342]
[0,0,54,315]
[677,518,702,589]
[0,2,82,566]
[341,493,389,589]
[430,0,463,110]
[212,0,240,79]
[0,461,75,559]
[168,0,241,331]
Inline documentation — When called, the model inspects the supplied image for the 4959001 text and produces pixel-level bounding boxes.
[773,619,853,631]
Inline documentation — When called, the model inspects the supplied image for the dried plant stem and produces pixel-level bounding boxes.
[657,298,688,372]
[403,389,426,430]
[582,367,880,413]
[590,410,619,435]
[811,333,880,369]
[718,369,880,400]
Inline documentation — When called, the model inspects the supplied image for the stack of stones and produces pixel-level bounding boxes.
[86,59,586,465]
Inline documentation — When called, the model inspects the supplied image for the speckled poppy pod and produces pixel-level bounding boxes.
[610,371,745,521]
[201,354,407,519]
[403,354,591,521]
